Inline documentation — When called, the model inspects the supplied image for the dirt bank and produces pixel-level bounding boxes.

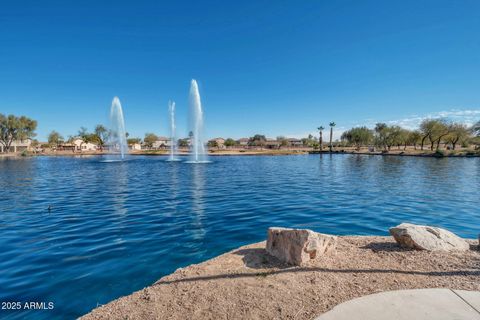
[81,236,479,320]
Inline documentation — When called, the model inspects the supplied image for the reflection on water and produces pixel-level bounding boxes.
[166,161,180,218]
[190,164,206,241]
[0,155,478,319]
[109,161,129,216]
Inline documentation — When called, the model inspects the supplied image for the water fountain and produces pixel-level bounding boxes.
[188,79,208,163]
[109,96,128,160]
[167,100,180,161]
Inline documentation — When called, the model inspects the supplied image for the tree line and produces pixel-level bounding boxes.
[340,119,480,151]
[2,112,479,154]
[46,125,113,150]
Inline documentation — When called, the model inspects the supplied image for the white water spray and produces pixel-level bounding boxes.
[109,97,128,160]
[189,79,207,162]
[168,100,179,161]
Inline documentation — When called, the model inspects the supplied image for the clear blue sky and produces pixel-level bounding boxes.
[1,0,479,141]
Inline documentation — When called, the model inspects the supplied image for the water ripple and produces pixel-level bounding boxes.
[0,155,478,319]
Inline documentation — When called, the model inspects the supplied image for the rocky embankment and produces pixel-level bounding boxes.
[82,224,480,320]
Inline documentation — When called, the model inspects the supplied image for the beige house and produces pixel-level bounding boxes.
[209,137,225,149]
[265,139,280,149]
[130,143,142,151]
[152,137,171,149]
[73,139,98,151]
[0,139,32,153]
[287,138,303,147]
[237,138,249,146]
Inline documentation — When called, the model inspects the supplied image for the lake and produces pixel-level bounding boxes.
[0,154,479,319]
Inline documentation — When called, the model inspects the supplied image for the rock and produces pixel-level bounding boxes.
[266,227,337,265]
[389,223,469,251]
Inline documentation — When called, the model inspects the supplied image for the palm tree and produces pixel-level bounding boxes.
[329,122,336,151]
[317,126,324,150]
[77,127,90,151]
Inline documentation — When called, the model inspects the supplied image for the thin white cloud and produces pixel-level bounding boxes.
[387,109,480,130]
[287,109,480,140]
[286,126,347,141]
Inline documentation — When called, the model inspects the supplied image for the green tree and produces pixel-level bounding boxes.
[0,114,37,152]
[127,138,141,145]
[328,122,336,151]
[407,130,422,150]
[94,124,109,149]
[178,138,189,148]
[77,127,89,140]
[395,128,410,150]
[301,134,316,148]
[374,124,405,151]
[385,126,399,150]
[48,130,64,148]
[224,138,236,148]
[207,140,218,148]
[446,123,470,150]
[420,119,450,151]
[317,126,324,150]
[248,134,267,148]
[76,126,94,150]
[277,136,289,148]
[419,120,435,150]
[428,120,449,150]
[341,127,373,150]
[144,133,158,148]
[374,123,388,150]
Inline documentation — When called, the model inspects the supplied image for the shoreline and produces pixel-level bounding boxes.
[81,236,479,320]
[309,150,480,158]
[2,149,480,158]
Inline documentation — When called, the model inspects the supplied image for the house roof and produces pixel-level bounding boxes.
[265,139,280,145]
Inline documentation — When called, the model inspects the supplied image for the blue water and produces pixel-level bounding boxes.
[0,155,479,319]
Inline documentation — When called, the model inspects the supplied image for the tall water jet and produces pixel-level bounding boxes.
[168,100,179,161]
[109,96,128,160]
[189,79,207,162]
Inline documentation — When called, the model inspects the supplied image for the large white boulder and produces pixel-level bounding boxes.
[266,227,337,265]
[389,223,469,251]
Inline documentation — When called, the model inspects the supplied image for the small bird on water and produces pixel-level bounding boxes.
[47,205,52,212]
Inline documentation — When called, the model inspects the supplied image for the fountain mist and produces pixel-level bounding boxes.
[189,79,207,162]
[168,100,179,161]
[109,96,128,160]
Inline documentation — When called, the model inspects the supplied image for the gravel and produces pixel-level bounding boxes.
[81,236,480,320]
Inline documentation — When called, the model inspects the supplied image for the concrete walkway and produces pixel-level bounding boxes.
[316,289,480,320]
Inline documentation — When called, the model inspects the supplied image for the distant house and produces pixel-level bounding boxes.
[265,139,280,149]
[56,139,97,152]
[237,138,249,146]
[0,139,32,153]
[130,143,142,151]
[73,139,98,151]
[209,137,225,149]
[57,142,75,151]
[152,137,171,149]
[287,138,303,147]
